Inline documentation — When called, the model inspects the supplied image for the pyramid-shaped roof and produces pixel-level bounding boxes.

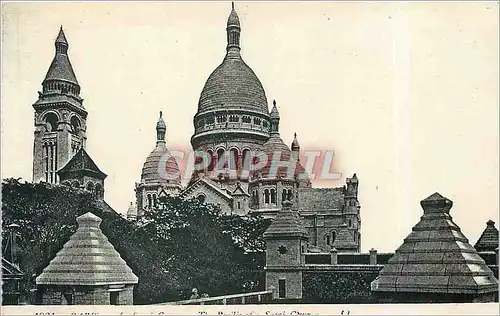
[57,147,107,180]
[263,201,308,239]
[36,212,138,286]
[474,220,499,253]
[332,224,357,251]
[371,193,498,295]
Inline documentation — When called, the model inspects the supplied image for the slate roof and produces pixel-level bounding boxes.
[263,201,308,239]
[36,212,138,286]
[371,192,499,295]
[474,220,499,253]
[332,224,358,251]
[57,147,107,180]
[297,187,345,211]
[44,27,79,85]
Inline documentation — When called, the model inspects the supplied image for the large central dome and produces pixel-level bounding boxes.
[198,57,268,113]
[191,4,271,153]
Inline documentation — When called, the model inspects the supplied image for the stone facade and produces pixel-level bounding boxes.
[32,27,88,184]
[152,5,361,253]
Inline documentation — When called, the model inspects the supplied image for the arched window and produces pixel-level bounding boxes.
[153,194,157,207]
[241,149,250,171]
[95,183,103,199]
[332,231,337,244]
[70,116,80,134]
[270,189,276,204]
[326,234,331,246]
[282,189,287,202]
[147,194,152,208]
[207,150,214,171]
[197,194,206,203]
[230,148,239,170]
[237,202,241,209]
[217,148,226,169]
[348,219,352,227]
[264,189,270,204]
[44,113,58,132]
[86,182,95,196]
[287,189,293,201]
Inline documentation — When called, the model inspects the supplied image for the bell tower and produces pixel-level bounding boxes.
[32,27,87,184]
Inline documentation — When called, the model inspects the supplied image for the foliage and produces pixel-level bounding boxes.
[302,271,379,303]
[142,196,270,297]
[2,178,269,304]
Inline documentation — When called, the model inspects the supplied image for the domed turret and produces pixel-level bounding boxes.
[141,112,181,186]
[254,101,309,183]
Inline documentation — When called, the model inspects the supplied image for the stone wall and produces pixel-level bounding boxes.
[266,269,303,300]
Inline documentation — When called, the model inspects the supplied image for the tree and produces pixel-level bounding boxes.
[1,178,179,304]
[2,178,269,304]
[142,196,269,297]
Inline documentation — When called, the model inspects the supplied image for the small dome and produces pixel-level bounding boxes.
[141,143,181,185]
[254,134,309,183]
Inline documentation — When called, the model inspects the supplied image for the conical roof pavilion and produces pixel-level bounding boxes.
[264,201,308,239]
[36,212,138,286]
[371,193,498,296]
[474,220,499,253]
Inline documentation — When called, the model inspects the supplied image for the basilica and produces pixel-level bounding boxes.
[31,5,361,252]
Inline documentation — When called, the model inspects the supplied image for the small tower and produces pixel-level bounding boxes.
[33,27,87,184]
[264,201,308,301]
[135,112,182,218]
[269,100,280,135]
[126,202,137,221]
[291,133,300,162]
[344,173,361,251]
[36,212,138,305]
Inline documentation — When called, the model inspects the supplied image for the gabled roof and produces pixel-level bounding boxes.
[332,224,357,250]
[36,212,138,286]
[181,176,233,201]
[57,147,107,180]
[371,192,498,295]
[474,220,499,253]
[232,182,250,196]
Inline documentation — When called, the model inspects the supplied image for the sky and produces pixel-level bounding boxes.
[1,2,498,252]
